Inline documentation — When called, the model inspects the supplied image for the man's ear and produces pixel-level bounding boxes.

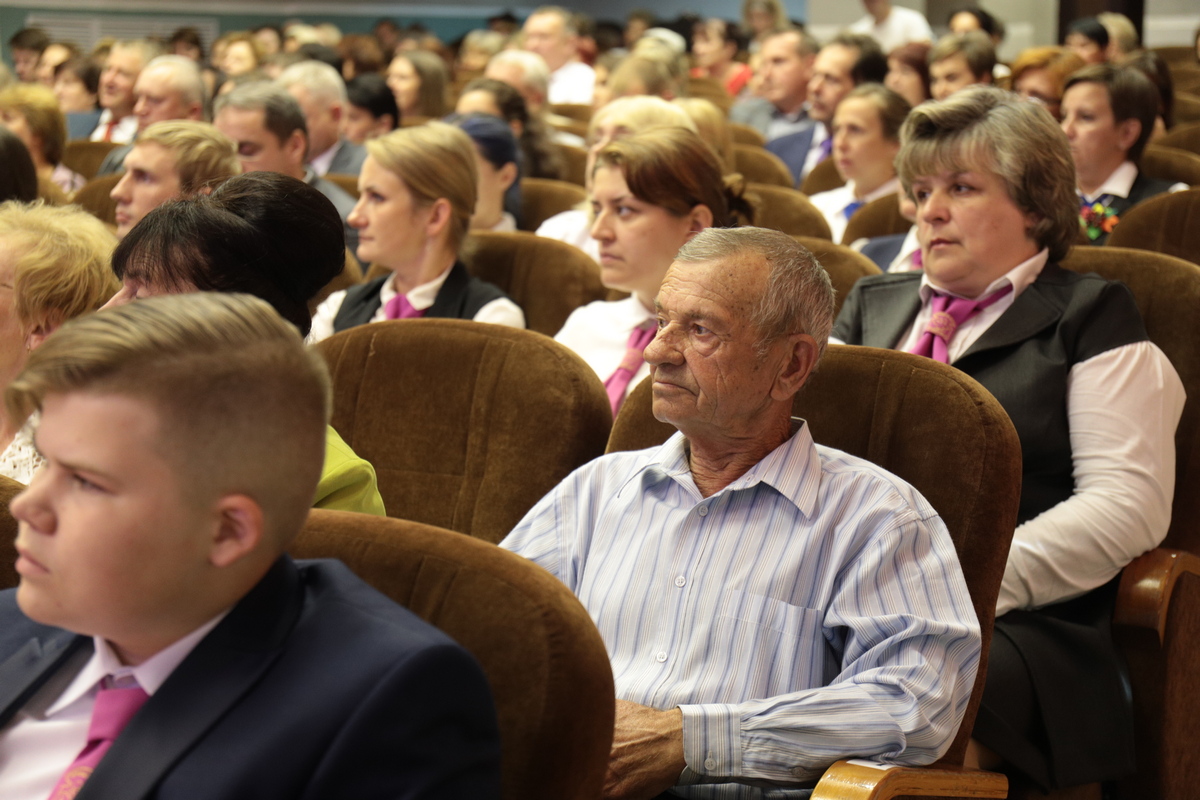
[209,494,265,569]
[287,129,309,165]
[770,333,821,402]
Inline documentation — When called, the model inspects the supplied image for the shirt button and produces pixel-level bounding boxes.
[705,758,717,770]
[697,505,709,517]
[674,575,686,587]
[655,651,667,662]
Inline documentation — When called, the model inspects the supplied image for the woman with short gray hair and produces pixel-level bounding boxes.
[833,85,1184,794]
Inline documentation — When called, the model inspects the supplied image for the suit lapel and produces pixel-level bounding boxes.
[0,630,88,728]
[956,279,1063,362]
[859,278,923,349]
[78,558,305,800]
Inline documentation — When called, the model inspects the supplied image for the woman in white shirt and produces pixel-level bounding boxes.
[0,203,117,483]
[310,122,524,341]
[534,96,696,262]
[809,83,910,244]
[554,126,752,415]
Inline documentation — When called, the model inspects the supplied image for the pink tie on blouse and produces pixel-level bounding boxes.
[48,684,150,800]
[384,294,425,320]
[907,285,1013,364]
[604,320,657,416]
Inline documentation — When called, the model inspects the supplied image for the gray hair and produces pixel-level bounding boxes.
[896,85,1078,262]
[214,81,306,146]
[111,39,166,70]
[277,59,348,107]
[675,227,834,358]
[488,49,550,97]
[529,6,579,36]
[142,55,208,118]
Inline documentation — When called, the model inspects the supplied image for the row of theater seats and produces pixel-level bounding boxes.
[0,239,1195,798]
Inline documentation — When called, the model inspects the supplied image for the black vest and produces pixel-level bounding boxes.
[1086,170,1176,246]
[833,264,1149,524]
[331,261,508,333]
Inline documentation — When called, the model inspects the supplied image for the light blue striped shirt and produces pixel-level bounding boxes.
[501,423,981,798]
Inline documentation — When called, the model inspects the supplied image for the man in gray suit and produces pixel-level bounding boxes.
[214,83,359,253]
[277,61,367,178]
[729,29,818,142]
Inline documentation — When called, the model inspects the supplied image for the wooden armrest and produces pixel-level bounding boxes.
[1114,548,1200,642]
[810,760,1007,799]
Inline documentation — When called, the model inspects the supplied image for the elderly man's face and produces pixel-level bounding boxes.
[523,12,575,72]
[100,46,145,116]
[133,66,198,132]
[645,257,790,435]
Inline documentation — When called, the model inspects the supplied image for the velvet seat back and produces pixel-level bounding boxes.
[800,156,846,196]
[1141,144,1200,187]
[291,510,615,800]
[73,173,120,226]
[1107,188,1200,266]
[791,236,882,319]
[841,193,913,245]
[316,319,612,544]
[518,178,587,231]
[61,140,120,181]
[747,182,833,240]
[0,475,26,591]
[733,144,794,187]
[606,346,1023,766]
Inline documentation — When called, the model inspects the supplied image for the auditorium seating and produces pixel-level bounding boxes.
[800,157,846,196]
[791,235,882,316]
[292,510,615,800]
[324,172,359,199]
[557,143,587,186]
[519,177,586,232]
[1107,188,1200,265]
[1142,145,1200,187]
[72,173,120,226]
[747,182,832,239]
[729,121,767,147]
[1158,122,1200,156]
[732,143,794,187]
[315,319,611,543]
[841,193,913,245]
[61,140,120,181]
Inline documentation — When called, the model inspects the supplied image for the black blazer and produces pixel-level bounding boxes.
[332,260,509,334]
[0,557,501,799]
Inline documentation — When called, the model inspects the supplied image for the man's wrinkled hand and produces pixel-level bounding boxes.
[603,700,687,800]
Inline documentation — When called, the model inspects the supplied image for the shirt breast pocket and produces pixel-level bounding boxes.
[716,589,831,696]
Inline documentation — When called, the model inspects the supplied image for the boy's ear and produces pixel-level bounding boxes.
[208,494,265,568]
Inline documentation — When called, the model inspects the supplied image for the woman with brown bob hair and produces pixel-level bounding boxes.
[834,85,1183,794]
[554,126,753,414]
[310,122,523,341]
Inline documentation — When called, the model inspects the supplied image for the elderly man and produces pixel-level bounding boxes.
[501,227,980,799]
[730,29,819,142]
[767,33,886,186]
[277,60,366,176]
[213,82,358,252]
[522,6,594,105]
[90,39,161,143]
[109,120,240,239]
[96,55,208,177]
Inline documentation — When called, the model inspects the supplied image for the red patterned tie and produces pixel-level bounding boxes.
[384,293,424,320]
[908,285,1013,364]
[604,320,657,416]
[49,684,149,799]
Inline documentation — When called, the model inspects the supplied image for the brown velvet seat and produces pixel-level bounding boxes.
[37,175,70,205]
[557,143,587,187]
[1175,92,1200,125]
[1158,121,1200,157]
[315,319,611,543]
[73,173,120,225]
[792,235,882,317]
[519,177,586,232]
[841,193,912,245]
[729,122,766,147]
[290,509,614,800]
[800,157,846,196]
[1059,246,1200,800]
[549,103,592,123]
[733,144,794,187]
[606,346,1019,798]
[324,172,360,199]
[1141,144,1200,187]
[61,140,120,181]
[0,475,25,592]
[747,182,832,239]
[1106,188,1200,265]
[685,76,733,114]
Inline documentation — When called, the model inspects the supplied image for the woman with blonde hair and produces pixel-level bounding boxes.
[386,49,449,120]
[0,202,118,482]
[555,126,753,414]
[674,96,737,174]
[535,95,696,260]
[310,121,523,341]
[0,83,84,194]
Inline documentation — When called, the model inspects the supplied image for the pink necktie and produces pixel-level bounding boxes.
[49,684,150,800]
[908,285,1013,364]
[604,320,657,416]
[384,293,424,320]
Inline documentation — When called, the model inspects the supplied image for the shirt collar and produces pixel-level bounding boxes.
[308,139,340,176]
[46,611,228,715]
[1079,161,1138,203]
[378,264,455,311]
[621,420,822,518]
[918,248,1049,302]
[771,104,808,124]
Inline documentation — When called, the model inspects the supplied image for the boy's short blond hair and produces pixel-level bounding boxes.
[7,293,331,546]
[137,120,241,195]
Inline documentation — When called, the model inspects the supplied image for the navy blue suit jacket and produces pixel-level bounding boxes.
[765,125,817,187]
[0,557,501,799]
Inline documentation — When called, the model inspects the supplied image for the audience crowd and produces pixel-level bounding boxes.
[0,3,1197,798]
